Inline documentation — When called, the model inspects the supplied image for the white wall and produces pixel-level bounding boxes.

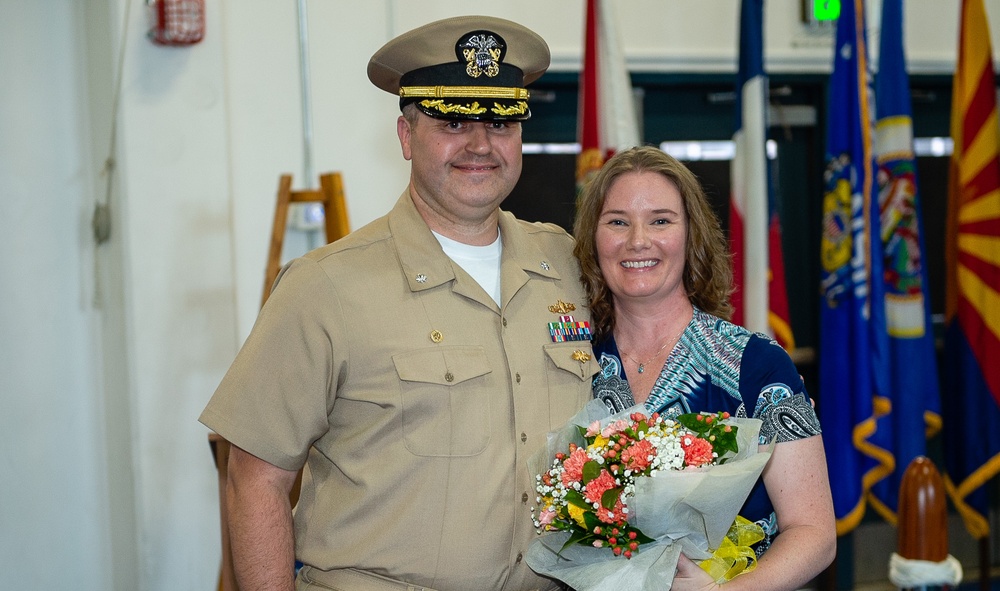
[0,0,993,589]
[0,1,113,589]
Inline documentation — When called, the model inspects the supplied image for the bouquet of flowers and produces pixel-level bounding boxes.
[525,399,772,591]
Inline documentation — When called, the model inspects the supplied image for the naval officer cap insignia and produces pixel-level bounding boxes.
[367,15,550,121]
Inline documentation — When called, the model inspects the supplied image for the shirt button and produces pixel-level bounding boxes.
[522,492,528,504]
[515,373,521,383]
[521,432,527,443]
[445,372,454,382]
[515,553,523,564]
[502,318,508,327]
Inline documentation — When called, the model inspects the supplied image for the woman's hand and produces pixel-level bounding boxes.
[670,554,720,591]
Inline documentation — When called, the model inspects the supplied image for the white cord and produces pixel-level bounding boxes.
[92,0,134,309]
[888,552,963,588]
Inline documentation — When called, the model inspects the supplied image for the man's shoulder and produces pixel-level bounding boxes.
[510,216,573,238]
[501,211,575,247]
[304,214,393,265]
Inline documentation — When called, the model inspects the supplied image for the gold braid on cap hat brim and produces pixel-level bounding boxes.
[399,85,530,100]
[416,99,528,117]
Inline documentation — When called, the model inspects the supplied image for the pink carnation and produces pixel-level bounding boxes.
[538,508,557,526]
[584,471,628,524]
[602,419,630,439]
[620,439,655,472]
[595,498,626,524]
[585,420,602,437]
[561,446,589,487]
[681,435,715,467]
[583,469,617,505]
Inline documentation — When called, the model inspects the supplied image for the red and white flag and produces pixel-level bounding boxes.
[729,0,794,349]
[576,0,640,193]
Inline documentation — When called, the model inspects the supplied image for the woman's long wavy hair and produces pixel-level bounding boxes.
[573,145,734,343]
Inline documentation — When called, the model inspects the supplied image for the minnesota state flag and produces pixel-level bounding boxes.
[943,0,1000,541]
[818,0,893,535]
[866,0,942,523]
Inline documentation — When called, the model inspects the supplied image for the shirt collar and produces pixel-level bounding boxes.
[388,190,564,293]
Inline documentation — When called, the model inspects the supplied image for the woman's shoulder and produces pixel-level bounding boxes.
[689,308,753,351]
[691,309,791,362]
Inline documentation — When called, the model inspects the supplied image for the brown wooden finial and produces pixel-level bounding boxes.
[897,456,948,562]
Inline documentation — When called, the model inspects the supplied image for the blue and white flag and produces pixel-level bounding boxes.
[867,0,943,523]
[818,0,893,535]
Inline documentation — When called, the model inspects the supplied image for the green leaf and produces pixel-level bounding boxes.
[676,412,710,434]
[601,487,622,510]
[582,460,602,483]
[714,432,740,456]
[562,528,594,552]
[565,489,589,508]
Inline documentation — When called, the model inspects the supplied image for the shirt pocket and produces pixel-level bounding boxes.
[393,346,493,457]
[542,342,599,427]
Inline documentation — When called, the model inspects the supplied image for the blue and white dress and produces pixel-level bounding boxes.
[591,307,822,555]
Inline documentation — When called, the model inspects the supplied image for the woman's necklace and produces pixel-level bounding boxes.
[622,327,685,374]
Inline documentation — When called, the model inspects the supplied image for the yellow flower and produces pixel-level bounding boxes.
[567,503,587,528]
[589,434,609,451]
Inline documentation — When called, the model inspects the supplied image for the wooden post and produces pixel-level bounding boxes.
[897,456,950,590]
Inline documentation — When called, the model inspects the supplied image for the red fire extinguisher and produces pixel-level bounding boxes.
[148,0,205,46]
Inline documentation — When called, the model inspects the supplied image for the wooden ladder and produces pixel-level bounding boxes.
[262,172,350,307]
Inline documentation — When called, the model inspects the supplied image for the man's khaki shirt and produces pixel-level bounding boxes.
[200,192,598,591]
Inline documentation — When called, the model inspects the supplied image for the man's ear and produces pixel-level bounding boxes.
[397,115,412,161]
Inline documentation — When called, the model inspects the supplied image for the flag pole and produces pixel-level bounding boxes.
[296,0,315,188]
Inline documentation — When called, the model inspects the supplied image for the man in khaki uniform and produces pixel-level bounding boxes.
[200,15,597,591]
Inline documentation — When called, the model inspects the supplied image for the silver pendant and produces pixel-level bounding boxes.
[637,364,645,374]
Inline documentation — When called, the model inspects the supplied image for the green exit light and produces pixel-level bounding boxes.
[814,0,841,21]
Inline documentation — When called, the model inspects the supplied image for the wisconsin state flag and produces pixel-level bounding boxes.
[818,0,893,535]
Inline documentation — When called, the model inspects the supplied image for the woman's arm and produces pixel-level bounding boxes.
[671,435,836,591]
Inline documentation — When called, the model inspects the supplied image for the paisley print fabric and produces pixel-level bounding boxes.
[593,354,635,415]
[757,388,823,443]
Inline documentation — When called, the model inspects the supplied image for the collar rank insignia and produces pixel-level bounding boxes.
[548,314,592,343]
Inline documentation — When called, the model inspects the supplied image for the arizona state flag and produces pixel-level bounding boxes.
[818,0,893,535]
[943,0,1000,540]
[729,0,795,350]
[576,0,639,194]
[865,0,943,524]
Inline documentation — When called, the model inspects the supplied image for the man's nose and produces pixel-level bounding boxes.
[465,123,492,154]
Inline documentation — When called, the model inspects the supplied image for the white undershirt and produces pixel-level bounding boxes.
[432,230,502,306]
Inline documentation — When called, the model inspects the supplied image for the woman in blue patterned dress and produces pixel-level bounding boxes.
[573,146,835,591]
